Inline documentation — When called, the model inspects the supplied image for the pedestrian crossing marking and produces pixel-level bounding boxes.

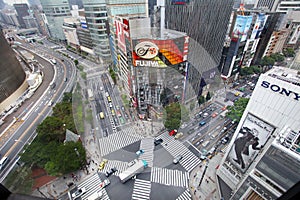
[176,189,192,200]
[77,173,110,200]
[139,137,154,167]
[150,167,189,188]
[98,127,144,156]
[156,132,201,172]
[132,179,151,200]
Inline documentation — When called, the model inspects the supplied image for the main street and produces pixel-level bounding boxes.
[0,39,76,182]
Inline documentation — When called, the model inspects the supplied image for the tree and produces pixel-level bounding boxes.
[270,53,284,62]
[260,56,275,66]
[283,48,295,57]
[164,102,182,130]
[198,96,205,106]
[226,98,249,122]
[206,92,211,101]
[74,60,79,65]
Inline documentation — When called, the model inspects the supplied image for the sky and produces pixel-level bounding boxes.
[4,0,28,6]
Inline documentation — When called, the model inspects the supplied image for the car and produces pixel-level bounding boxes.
[235,92,240,96]
[250,87,255,90]
[212,112,218,118]
[99,179,110,188]
[128,159,137,167]
[173,155,183,164]
[208,147,216,155]
[64,77,67,82]
[105,167,117,177]
[200,149,208,160]
[136,149,145,156]
[242,93,247,97]
[109,102,113,108]
[174,132,183,139]
[224,98,229,102]
[48,101,53,107]
[98,159,108,170]
[191,137,196,142]
[121,106,125,111]
[221,106,227,111]
[199,121,206,126]
[154,138,163,146]
[221,136,229,144]
[111,109,115,116]
[71,187,86,199]
[116,110,122,117]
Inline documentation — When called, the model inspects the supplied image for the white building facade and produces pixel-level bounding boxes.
[217,66,300,200]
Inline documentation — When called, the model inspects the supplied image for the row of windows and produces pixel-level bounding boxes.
[85,13,107,18]
[84,7,106,12]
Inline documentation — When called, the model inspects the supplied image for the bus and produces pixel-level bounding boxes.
[99,112,104,119]
[87,89,94,101]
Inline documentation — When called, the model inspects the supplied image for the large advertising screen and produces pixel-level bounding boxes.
[132,36,189,67]
[250,13,268,40]
[226,113,275,173]
[232,15,253,42]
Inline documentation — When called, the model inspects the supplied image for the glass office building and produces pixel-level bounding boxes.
[40,0,71,41]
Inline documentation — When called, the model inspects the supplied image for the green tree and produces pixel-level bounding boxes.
[206,92,211,101]
[283,48,295,57]
[270,53,284,62]
[74,60,79,65]
[198,96,205,106]
[260,56,275,66]
[180,105,190,122]
[226,98,249,122]
[164,102,181,130]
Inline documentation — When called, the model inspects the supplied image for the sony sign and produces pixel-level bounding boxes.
[261,81,300,101]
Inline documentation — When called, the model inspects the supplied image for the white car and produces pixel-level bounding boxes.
[71,187,86,199]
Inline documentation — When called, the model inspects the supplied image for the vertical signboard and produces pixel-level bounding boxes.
[226,113,275,173]
[115,18,129,54]
[250,13,268,40]
[232,15,253,42]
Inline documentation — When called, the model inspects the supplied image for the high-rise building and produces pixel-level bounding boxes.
[277,0,300,13]
[0,26,27,113]
[13,3,30,28]
[0,10,20,27]
[165,0,234,102]
[40,0,71,41]
[106,0,148,66]
[216,66,300,200]
[81,0,110,63]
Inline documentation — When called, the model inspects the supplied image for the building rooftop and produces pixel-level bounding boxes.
[265,66,300,87]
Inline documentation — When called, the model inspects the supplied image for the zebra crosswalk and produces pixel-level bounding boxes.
[76,173,110,200]
[139,137,154,167]
[98,127,144,156]
[157,132,201,172]
[132,179,151,200]
[150,167,189,188]
[99,160,128,177]
[176,189,192,200]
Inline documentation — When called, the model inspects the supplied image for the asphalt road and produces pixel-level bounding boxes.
[0,40,76,181]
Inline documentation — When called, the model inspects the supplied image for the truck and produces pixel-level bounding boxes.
[119,160,148,183]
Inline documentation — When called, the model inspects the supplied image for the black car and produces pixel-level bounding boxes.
[105,167,117,177]
[154,138,163,146]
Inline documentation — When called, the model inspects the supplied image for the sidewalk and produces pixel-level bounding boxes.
[189,152,224,200]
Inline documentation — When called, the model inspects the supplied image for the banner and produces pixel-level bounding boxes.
[226,113,275,173]
[250,13,267,40]
[232,15,253,42]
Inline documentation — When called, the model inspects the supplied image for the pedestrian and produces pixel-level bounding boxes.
[194,174,196,178]
[194,190,196,195]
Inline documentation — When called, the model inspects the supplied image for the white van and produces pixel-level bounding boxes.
[0,156,9,170]
[87,191,103,200]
